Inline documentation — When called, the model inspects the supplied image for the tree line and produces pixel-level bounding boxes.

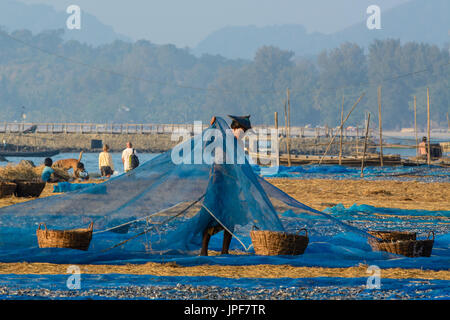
[0,28,448,130]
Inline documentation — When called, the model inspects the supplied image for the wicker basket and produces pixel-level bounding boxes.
[0,181,17,198]
[368,230,416,241]
[14,180,46,198]
[369,231,434,258]
[36,222,93,251]
[250,228,309,256]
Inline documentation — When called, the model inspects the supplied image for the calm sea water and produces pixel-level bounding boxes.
[3,152,160,175]
[381,136,449,158]
[2,135,448,172]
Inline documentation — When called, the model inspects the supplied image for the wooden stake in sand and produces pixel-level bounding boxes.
[427,88,431,165]
[319,92,365,164]
[361,112,371,178]
[339,96,344,165]
[275,111,279,165]
[356,127,359,156]
[274,111,278,131]
[447,112,449,132]
[285,89,292,167]
[414,96,418,158]
[378,86,384,167]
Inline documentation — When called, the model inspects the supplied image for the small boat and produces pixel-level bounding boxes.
[0,150,60,158]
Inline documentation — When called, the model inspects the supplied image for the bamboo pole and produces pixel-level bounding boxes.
[356,126,359,156]
[275,111,279,165]
[427,88,431,165]
[287,88,292,167]
[339,96,344,165]
[274,111,278,131]
[319,92,365,164]
[447,112,449,132]
[414,96,418,158]
[378,86,384,167]
[283,100,291,166]
[287,89,291,134]
[284,89,292,167]
[361,112,371,178]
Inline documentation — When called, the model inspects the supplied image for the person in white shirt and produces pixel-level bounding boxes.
[99,144,114,177]
[122,142,137,172]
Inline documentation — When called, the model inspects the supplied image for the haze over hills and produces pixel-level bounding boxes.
[332,0,450,51]
[0,0,131,46]
[3,0,445,57]
[194,0,450,59]
[0,0,448,129]
[17,0,411,48]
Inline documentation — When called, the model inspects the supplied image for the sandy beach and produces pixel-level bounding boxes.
[0,262,449,280]
[267,178,450,212]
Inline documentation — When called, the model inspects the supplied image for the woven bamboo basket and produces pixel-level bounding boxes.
[369,231,434,258]
[368,230,416,241]
[14,180,46,198]
[36,222,93,251]
[250,228,309,256]
[0,181,17,198]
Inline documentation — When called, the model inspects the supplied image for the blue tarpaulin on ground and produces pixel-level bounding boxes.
[53,182,97,193]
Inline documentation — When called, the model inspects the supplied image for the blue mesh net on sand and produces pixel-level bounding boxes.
[0,117,447,268]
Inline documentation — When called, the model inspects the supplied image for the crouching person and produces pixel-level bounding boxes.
[41,158,57,183]
[75,162,89,181]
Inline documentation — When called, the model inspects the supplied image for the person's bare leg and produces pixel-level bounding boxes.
[221,230,232,255]
[201,230,211,256]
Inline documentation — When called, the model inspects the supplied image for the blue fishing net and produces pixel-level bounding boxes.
[0,117,446,266]
[257,164,450,182]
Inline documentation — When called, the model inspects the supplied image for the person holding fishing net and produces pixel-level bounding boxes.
[200,115,252,256]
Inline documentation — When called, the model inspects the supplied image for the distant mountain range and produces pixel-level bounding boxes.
[0,0,448,57]
[0,0,131,46]
[194,0,450,59]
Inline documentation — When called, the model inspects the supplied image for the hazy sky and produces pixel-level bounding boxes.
[20,0,411,47]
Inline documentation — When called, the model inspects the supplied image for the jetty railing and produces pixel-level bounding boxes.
[0,122,369,138]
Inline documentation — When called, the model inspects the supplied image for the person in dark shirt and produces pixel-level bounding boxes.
[199,115,252,256]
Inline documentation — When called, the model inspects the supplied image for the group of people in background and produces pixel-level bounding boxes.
[41,142,139,183]
[98,141,139,177]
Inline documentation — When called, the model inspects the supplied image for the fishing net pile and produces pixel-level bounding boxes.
[0,117,445,266]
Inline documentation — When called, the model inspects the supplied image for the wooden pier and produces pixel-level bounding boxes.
[278,154,402,167]
[0,122,369,137]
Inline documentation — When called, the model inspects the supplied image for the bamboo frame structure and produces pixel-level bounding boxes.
[361,113,371,178]
[339,96,344,165]
[378,86,384,167]
[427,88,431,165]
